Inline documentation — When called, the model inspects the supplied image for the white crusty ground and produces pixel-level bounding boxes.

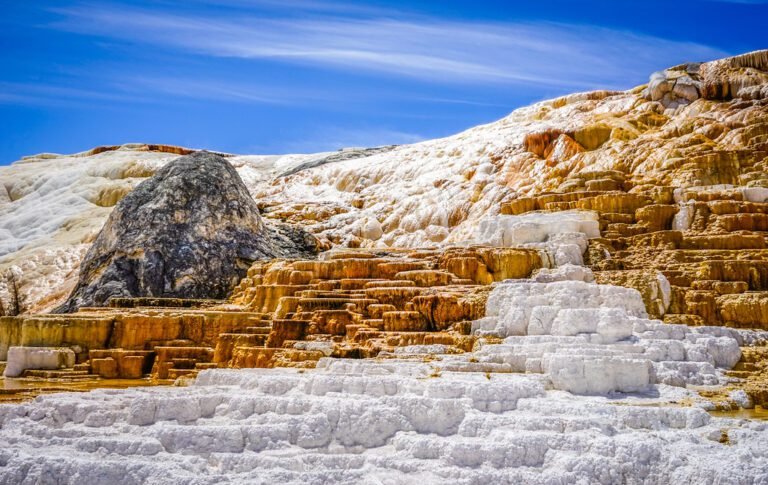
[1,279,767,484]
[473,210,600,266]
[0,362,766,484]
[472,277,753,394]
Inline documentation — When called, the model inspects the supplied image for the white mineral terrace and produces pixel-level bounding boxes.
[1,275,767,483]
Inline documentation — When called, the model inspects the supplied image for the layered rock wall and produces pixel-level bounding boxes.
[2,50,768,409]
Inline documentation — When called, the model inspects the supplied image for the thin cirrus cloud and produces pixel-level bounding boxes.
[0,81,150,107]
[122,77,316,106]
[281,126,425,153]
[48,2,729,93]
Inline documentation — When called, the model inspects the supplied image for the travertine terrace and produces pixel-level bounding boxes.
[0,246,531,383]
[2,50,768,316]
[2,50,768,483]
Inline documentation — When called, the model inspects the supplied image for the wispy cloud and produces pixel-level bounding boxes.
[47,2,728,91]
[0,81,148,107]
[182,0,396,16]
[281,126,424,153]
[122,77,314,105]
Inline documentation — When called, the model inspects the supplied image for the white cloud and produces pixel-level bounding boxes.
[281,126,424,153]
[48,3,729,91]
[184,0,396,15]
[0,82,145,107]
[123,77,307,105]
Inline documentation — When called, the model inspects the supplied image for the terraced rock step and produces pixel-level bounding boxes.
[227,248,509,367]
[109,298,226,309]
[0,247,527,381]
[0,360,765,483]
[499,182,768,328]
[714,346,768,408]
[4,232,768,400]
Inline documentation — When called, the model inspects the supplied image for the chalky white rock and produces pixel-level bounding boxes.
[1,280,766,483]
[3,346,75,377]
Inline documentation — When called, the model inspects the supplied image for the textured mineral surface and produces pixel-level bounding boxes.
[0,51,767,315]
[2,50,768,484]
[1,277,767,482]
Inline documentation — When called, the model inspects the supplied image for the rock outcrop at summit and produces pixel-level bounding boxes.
[56,152,318,312]
[646,49,768,108]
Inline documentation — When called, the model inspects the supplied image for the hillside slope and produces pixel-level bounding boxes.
[1,50,767,312]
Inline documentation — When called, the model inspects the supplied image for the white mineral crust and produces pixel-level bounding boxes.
[0,280,766,483]
[3,346,75,377]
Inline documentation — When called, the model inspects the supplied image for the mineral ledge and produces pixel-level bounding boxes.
[2,50,768,484]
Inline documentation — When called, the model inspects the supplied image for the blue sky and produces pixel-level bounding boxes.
[1,1,766,165]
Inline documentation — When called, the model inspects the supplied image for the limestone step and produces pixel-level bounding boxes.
[170,358,198,369]
[362,319,384,330]
[167,368,198,380]
[726,370,755,378]
[151,347,214,379]
[108,297,226,309]
[21,369,91,379]
[147,339,198,348]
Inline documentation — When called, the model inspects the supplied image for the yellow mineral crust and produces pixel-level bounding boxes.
[701,346,768,412]
[0,248,516,386]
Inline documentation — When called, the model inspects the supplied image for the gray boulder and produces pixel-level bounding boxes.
[56,151,318,312]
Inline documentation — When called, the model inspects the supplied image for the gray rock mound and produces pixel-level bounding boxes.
[56,151,318,312]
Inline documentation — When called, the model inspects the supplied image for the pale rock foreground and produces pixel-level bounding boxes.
[0,362,766,484]
[2,346,75,377]
[472,280,751,394]
[1,282,767,483]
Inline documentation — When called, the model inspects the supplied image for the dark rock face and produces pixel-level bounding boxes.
[277,145,397,178]
[57,151,318,312]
